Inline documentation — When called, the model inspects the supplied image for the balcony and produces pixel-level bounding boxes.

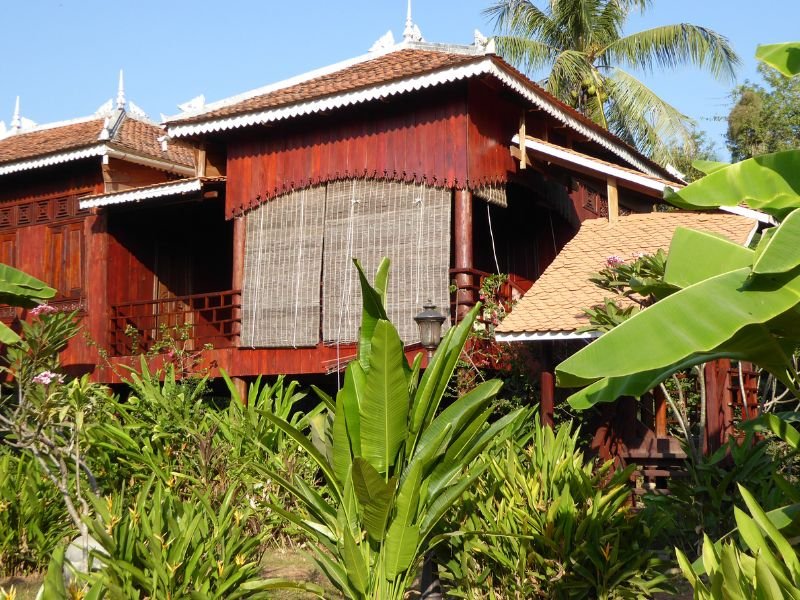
[109,290,241,356]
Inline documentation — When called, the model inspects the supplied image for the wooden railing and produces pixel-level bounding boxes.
[109,290,241,356]
[449,267,526,321]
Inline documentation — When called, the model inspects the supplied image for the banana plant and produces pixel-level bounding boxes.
[260,258,524,599]
[556,41,800,410]
[0,263,55,344]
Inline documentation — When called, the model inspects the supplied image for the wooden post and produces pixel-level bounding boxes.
[518,113,527,169]
[231,377,248,406]
[453,189,474,319]
[540,342,555,428]
[654,385,668,438]
[232,216,246,340]
[606,176,619,222]
[704,359,732,453]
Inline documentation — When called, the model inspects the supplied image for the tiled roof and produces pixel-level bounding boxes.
[0,113,194,170]
[114,117,194,167]
[0,118,104,165]
[496,212,757,336]
[174,49,479,124]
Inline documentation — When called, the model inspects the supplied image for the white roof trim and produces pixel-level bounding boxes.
[514,135,671,190]
[719,204,775,225]
[80,178,204,209]
[0,144,106,176]
[495,330,600,342]
[166,53,658,177]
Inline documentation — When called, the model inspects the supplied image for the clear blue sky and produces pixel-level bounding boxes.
[1,1,798,160]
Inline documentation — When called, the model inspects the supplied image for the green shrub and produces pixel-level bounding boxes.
[81,478,314,599]
[0,449,73,575]
[643,430,790,556]
[442,419,669,599]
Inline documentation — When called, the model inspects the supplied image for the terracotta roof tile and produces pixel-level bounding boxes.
[497,212,757,335]
[0,114,194,169]
[174,49,480,124]
[114,117,194,167]
[0,119,104,164]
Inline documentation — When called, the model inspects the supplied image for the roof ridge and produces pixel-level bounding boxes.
[163,40,485,124]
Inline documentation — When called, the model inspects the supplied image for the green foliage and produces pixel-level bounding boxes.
[643,431,790,557]
[263,258,524,599]
[485,0,739,162]
[81,478,319,599]
[0,450,73,575]
[443,418,668,598]
[580,250,673,333]
[677,485,800,599]
[0,263,56,344]
[727,63,800,161]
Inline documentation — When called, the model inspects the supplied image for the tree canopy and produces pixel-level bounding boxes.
[727,63,800,161]
[486,0,739,164]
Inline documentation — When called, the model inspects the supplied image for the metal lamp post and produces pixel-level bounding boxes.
[414,301,446,360]
[414,300,445,599]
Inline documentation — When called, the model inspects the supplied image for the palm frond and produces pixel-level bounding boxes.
[603,24,739,80]
[605,67,695,162]
[547,49,594,98]
[495,36,560,75]
[484,0,553,40]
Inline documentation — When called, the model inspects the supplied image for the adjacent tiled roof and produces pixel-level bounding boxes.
[496,212,757,337]
[0,118,104,165]
[114,117,194,167]
[0,113,194,172]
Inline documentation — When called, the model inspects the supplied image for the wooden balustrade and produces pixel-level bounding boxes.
[109,290,241,356]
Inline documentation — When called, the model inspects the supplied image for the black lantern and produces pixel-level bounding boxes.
[414,301,446,356]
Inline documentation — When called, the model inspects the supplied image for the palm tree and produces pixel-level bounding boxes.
[486,0,739,163]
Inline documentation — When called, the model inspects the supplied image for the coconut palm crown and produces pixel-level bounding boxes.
[486,0,739,164]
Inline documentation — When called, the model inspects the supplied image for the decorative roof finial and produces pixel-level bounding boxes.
[10,96,21,133]
[403,0,423,42]
[116,70,126,111]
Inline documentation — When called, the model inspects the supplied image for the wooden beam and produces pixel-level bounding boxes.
[518,114,527,169]
[606,176,619,222]
[196,147,207,177]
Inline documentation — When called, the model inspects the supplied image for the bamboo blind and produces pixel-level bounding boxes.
[322,179,451,344]
[241,186,326,347]
[473,182,508,207]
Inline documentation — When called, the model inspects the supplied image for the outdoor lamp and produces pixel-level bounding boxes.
[414,301,446,356]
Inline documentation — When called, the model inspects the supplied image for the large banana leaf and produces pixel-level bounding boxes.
[0,263,57,344]
[665,150,800,220]
[663,227,753,288]
[359,319,409,474]
[752,208,800,275]
[0,263,56,305]
[756,42,800,77]
[354,258,389,371]
[558,266,800,390]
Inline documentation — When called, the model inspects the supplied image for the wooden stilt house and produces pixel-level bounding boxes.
[2,25,688,388]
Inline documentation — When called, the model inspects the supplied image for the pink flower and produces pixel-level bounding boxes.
[32,371,65,385]
[606,255,625,267]
[631,251,647,260]
[30,303,58,316]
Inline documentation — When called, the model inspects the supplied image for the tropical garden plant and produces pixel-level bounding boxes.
[443,416,668,598]
[260,258,525,598]
[485,0,739,162]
